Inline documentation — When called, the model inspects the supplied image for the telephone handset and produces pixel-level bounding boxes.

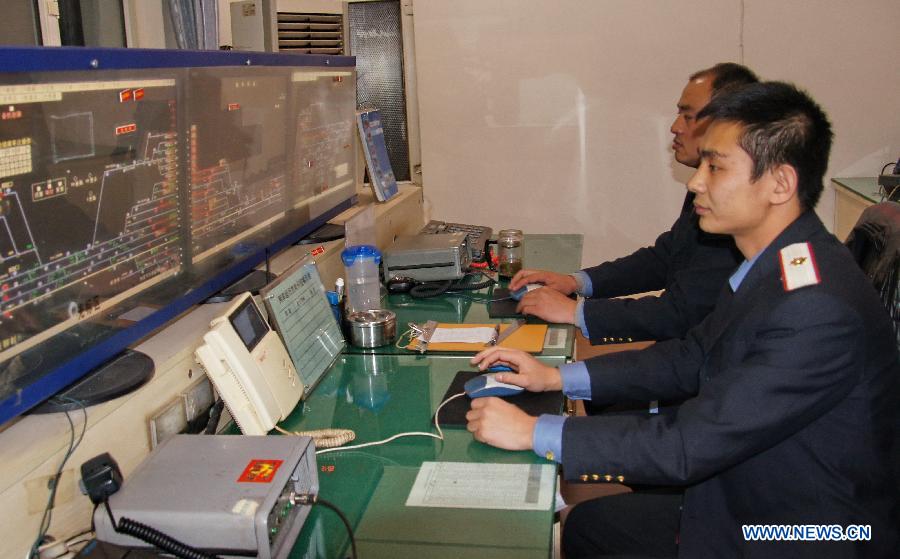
[194,293,304,435]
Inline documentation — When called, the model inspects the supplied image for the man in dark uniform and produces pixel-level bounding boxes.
[510,63,757,344]
[467,81,900,558]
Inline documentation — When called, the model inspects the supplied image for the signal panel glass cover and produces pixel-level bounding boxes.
[0,48,356,424]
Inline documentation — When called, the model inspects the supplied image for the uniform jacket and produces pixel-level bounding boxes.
[563,211,900,558]
[581,192,742,344]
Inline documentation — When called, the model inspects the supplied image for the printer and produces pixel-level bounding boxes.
[383,232,472,282]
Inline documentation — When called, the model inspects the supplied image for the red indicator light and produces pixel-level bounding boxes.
[115,123,137,136]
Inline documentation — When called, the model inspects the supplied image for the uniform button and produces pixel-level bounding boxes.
[627,337,633,342]
[616,475,625,483]
[602,337,608,342]
[545,451,555,462]
[604,474,613,482]
[580,474,589,482]
[591,474,600,481]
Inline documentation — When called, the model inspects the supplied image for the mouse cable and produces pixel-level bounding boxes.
[273,426,356,448]
[290,495,357,559]
[313,392,467,456]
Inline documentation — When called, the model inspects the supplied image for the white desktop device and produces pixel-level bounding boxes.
[194,293,304,435]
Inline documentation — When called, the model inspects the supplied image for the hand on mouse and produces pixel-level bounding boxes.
[516,287,577,325]
[471,347,562,392]
[509,269,578,294]
[466,397,537,451]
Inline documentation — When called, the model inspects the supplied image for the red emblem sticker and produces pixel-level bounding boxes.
[228,103,241,111]
[237,459,283,483]
[119,89,133,102]
[310,245,325,257]
[134,88,145,101]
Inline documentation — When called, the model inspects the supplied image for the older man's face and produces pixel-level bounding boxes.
[670,77,713,168]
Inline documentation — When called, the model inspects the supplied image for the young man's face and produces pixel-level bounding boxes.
[670,77,713,168]
[687,121,773,242]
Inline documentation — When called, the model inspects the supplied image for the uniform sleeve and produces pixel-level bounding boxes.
[560,291,866,485]
[581,228,675,298]
[580,195,740,343]
[580,256,732,343]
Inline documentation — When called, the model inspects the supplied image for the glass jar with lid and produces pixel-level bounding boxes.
[497,229,524,278]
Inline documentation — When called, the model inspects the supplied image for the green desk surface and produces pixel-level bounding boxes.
[282,354,558,558]
[345,234,583,360]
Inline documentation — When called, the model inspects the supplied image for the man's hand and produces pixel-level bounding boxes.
[516,288,578,325]
[509,269,578,294]
[471,347,563,392]
[466,398,537,451]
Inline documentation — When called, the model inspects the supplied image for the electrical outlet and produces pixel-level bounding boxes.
[149,398,187,448]
[182,377,214,422]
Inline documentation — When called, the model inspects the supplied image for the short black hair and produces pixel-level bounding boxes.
[698,81,833,210]
[690,63,759,95]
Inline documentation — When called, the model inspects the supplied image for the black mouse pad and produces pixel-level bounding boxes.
[433,370,565,427]
[488,288,522,318]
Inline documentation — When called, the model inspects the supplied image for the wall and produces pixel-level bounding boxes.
[123,0,169,48]
[743,1,900,201]
[413,0,900,265]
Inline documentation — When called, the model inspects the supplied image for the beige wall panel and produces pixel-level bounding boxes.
[743,0,900,232]
[413,0,900,265]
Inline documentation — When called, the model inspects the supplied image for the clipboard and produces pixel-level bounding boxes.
[407,322,548,353]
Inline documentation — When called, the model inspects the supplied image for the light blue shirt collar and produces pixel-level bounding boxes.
[729,251,763,292]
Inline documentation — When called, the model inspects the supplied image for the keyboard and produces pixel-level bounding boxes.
[420,220,493,260]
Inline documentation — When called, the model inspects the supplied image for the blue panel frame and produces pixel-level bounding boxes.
[0,47,356,425]
[0,46,354,72]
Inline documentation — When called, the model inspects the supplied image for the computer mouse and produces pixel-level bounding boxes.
[387,276,416,294]
[511,283,542,301]
[464,373,525,398]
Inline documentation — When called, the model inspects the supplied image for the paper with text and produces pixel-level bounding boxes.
[406,462,555,511]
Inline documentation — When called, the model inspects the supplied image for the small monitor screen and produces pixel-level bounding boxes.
[228,297,268,351]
